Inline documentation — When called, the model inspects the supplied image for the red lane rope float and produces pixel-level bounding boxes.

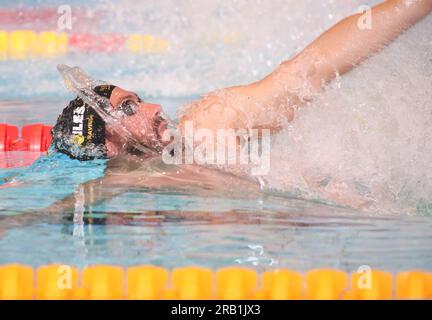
[0,123,52,152]
[0,8,98,31]
[69,33,126,53]
[0,124,18,151]
[0,8,60,26]
[21,124,52,152]
[0,123,52,168]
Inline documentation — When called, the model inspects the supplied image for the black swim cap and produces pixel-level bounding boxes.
[50,85,117,160]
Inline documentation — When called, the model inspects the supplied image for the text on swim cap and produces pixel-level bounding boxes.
[72,106,85,135]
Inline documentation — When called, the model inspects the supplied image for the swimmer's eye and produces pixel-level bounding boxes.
[119,99,138,116]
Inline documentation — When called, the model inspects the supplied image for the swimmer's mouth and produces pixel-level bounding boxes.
[126,113,169,156]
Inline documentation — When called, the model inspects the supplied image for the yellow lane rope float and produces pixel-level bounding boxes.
[0,30,172,59]
[0,29,241,60]
[0,264,431,300]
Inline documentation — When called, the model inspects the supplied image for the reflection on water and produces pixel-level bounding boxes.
[1,201,432,273]
[1,149,432,272]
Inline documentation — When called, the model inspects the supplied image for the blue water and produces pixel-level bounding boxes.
[1,0,432,273]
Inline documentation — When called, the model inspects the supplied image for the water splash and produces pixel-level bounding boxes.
[0,0,381,99]
[57,64,160,156]
[266,15,432,214]
[1,0,430,214]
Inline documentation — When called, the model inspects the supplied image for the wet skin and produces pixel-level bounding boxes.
[104,87,169,157]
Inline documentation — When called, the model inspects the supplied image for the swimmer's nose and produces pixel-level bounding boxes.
[138,102,162,120]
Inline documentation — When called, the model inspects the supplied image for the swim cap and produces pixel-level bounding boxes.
[93,84,117,99]
[50,85,117,160]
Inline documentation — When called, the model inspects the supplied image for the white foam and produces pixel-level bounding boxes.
[266,15,432,214]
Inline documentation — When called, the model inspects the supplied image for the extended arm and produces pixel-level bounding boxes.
[270,0,432,90]
[179,0,432,133]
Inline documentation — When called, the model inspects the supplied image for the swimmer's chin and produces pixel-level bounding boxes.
[106,134,169,159]
[156,118,169,140]
[106,118,172,158]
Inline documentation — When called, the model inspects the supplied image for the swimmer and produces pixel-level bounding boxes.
[50,84,170,160]
[43,0,431,208]
[49,81,260,192]
[49,0,430,199]
[1,0,431,233]
[52,0,432,163]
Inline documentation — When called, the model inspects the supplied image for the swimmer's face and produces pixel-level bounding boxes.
[104,87,169,157]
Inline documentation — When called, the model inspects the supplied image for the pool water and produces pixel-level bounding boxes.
[1,0,432,273]
[1,99,432,273]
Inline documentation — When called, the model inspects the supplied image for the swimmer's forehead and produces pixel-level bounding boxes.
[109,87,140,107]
